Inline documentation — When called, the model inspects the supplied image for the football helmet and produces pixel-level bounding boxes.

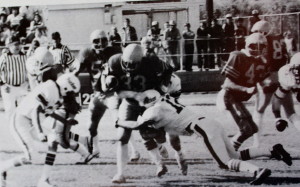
[152,21,159,27]
[121,44,143,73]
[251,20,272,36]
[139,89,161,108]
[90,29,108,50]
[56,73,81,96]
[290,52,300,85]
[34,47,54,71]
[245,33,267,57]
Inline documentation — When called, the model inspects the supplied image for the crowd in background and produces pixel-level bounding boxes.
[0,6,298,72]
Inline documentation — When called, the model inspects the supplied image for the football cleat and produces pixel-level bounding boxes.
[250,168,271,185]
[112,174,126,183]
[270,144,292,166]
[175,153,188,176]
[37,178,55,187]
[158,145,169,159]
[156,164,168,177]
[275,119,288,132]
[130,151,140,162]
[1,171,6,187]
[75,153,99,165]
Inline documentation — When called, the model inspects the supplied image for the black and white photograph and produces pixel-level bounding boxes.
[0,0,300,186]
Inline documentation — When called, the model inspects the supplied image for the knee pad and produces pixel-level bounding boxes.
[227,159,241,172]
[144,139,158,150]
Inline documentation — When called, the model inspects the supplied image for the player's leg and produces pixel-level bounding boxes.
[1,114,35,185]
[281,93,300,130]
[190,118,271,185]
[112,100,138,183]
[1,85,18,121]
[86,96,107,156]
[222,90,258,150]
[168,134,188,175]
[139,127,168,177]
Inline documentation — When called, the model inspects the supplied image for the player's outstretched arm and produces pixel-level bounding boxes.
[223,78,256,94]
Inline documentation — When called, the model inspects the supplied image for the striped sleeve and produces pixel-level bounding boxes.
[62,45,75,66]
[0,55,6,82]
[221,52,241,80]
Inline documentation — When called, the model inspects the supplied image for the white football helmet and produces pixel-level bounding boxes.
[245,33,267,57]
[290,52,300,85]
[251,20,272,35]
[34,47,54,71]
[139,89,161,108]
[122,44,143,73]
[56,73,81,96]
[90,29,108,50]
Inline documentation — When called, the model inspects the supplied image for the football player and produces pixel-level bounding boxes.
[272,52,300,132]
[116,90,292,185]
[105,44,184,183]
[73,30,128,159]
[250,20,289,147]
[0,73,83,187]
[217,33,269,151]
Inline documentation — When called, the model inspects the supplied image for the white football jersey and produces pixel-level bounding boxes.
[17,80,62,118]
[140,96,199,135]
[278,64,300,90]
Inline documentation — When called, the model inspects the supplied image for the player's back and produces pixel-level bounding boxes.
[146,96,198,135]
[267,34,288,72]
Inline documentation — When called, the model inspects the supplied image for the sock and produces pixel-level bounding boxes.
[116,143,128,176]
[148,147,162,166]
[69,132,88,145]
[74,143,89,158]
[239,147,270,160]
[227,159,258,173]
[40,152,56,180]
[289,113,300,131]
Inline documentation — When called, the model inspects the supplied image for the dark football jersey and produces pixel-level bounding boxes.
[266,34,288,72]
[222,51,268,88]
[106,54,171,92]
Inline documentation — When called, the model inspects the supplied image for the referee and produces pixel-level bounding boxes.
[48,32,76,72]
[0,35,28,121]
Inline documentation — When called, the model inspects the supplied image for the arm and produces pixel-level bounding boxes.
[223,78,256,94]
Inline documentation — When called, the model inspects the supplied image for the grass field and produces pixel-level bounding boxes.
[1,92,300,187]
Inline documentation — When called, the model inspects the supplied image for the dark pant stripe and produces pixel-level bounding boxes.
[194,125,228,169]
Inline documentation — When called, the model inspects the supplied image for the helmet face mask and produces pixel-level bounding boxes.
[245,33,267,57]
[92,37,108,51]
[122,59,138,73]
[121,44,143,74]
[291,64,300,85]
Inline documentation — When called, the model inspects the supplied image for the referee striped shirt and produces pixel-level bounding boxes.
[0,51,27,86]
[49,44,74,69]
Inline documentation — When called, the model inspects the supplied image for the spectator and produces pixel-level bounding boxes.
[26,13,45,43]
[26,39,40,57]
[109,26,122,53]
[284,30,297,58]
[147,21,163,54]
[163,20,181,71]
[209,19,223,68]
[33,27,48,47]
[248,10,261,34]
[19,6,35,21]
[235,17,247,50]
[48,32,75,71]
[18,11,30,38]
[196,21,209,70]
[141,36,154,56]
[222,14,235,61]
[0,24,10,46]
[6,7,22,28]
[182,23,195,71]
[0,35,28,120]
[121,18,138,47]
[0,13,7,32]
